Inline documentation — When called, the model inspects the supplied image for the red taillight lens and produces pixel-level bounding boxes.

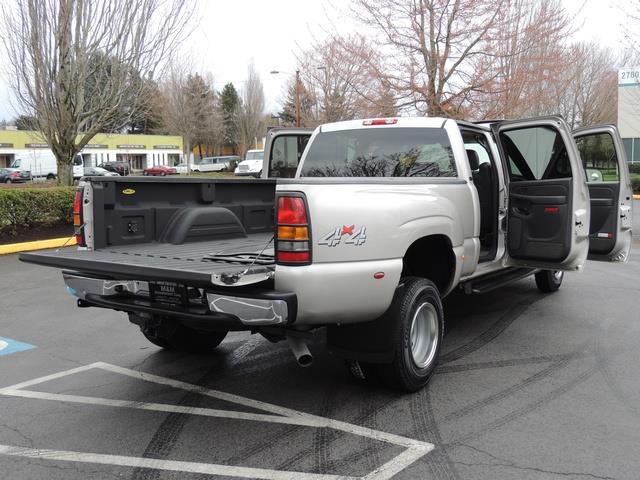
[73,188,85,246]
[277,197,308,224]
[11,171,20,177]
[276,195,310,265]
[277,251,310,263]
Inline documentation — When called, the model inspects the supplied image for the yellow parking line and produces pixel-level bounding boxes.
[0,236,76,255]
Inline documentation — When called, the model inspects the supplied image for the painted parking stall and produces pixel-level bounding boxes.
[0,337,35,356]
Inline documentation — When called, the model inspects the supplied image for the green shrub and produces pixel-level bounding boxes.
[628,163,640,175]
[632,174,640,193]
[0,187,75,236]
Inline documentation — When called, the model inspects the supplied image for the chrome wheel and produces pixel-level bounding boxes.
[410,302,439,368]
[553,271,564,281]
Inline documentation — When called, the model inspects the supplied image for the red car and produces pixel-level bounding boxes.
[143,165,177,176]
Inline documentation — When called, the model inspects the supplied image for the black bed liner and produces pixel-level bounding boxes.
[20,233,275,287]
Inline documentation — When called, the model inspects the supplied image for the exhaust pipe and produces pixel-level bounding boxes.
[287,336,313,367]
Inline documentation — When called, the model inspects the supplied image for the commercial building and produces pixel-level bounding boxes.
[0,129,183,171]
[617,67,640,163]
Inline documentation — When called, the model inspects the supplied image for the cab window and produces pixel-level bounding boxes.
[501,126,572,181]
[575,132,619,183]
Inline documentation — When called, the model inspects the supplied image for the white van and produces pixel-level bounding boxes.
[11,150,84,179]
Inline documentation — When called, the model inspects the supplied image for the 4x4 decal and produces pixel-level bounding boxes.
[318,225,367,247]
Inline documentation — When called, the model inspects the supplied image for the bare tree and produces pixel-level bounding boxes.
[0,0,192,184]
[550,42,619,128]
[237,63,265,156]
[160,68,220,172]
[469,0,572,119]
[297,34,395,122]
[351,0,506,117]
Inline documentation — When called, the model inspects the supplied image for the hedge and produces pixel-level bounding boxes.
[0,187,75,236]
[628,163,640,175]
[632,174,640,193]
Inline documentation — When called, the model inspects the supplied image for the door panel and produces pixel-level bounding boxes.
[587,184,619,254]
[493,116,590,270]
[508,179,571,262]
[573,125,633,262]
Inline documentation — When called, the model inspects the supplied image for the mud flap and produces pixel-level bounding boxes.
[326,285,403,364]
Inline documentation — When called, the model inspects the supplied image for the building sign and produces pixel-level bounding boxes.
[25,143,49,148]
[85,144,108,149]
[153,144,180,150]
[0,143,13,148]
[618,67,640,86]
[117,144,145,149]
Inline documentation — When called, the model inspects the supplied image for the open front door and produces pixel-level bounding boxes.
[263,127,313,178]
[492,116,590,270]
[573,124,633,262]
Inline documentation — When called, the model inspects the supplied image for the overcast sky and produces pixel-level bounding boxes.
[0,0,634,122]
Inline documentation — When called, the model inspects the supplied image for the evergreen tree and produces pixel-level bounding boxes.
[219,83,240,148]
[278,78,317,127]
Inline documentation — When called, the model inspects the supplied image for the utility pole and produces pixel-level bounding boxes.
[295,69,301,127]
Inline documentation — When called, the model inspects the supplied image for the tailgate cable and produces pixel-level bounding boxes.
[239,235,274,276]
[55,223,85,251]
[210,236,275,285]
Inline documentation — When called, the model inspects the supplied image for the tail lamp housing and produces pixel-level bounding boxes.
[276,194,311,265]
[73,187,85,246]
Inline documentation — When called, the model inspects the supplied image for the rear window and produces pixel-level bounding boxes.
[300,127,456,177]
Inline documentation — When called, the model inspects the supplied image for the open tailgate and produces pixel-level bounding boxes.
[20,233,275,287]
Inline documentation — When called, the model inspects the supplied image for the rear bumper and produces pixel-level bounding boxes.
[64,272,296,328]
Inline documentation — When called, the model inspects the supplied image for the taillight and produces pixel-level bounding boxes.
[73,188,85,246]
[11,171,20,177]
[363,118,397,126]
[276,195,311,265]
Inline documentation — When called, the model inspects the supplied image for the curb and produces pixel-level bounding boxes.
[0,236,77,256]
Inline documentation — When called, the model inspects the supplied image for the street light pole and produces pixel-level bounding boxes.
[295,69,301,127]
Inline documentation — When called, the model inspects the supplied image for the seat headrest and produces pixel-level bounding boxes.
[466,149,480,170]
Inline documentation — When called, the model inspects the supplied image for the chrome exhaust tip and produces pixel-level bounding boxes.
[287,336,313,367]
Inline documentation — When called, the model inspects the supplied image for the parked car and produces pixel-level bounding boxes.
[143,165,177,176]
[234,149,264,177]
[174,163,195,174]
[193,156,239,172]
[97,161,130,176]
[0,168,31,184]
[82,167,119,177]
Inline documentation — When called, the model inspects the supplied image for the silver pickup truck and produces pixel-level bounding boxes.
[21,116,633,392]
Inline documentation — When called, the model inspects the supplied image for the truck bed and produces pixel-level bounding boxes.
[20,177,279,287]
[20,233,275,287]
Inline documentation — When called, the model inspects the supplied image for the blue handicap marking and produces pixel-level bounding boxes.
[0,337,36,356]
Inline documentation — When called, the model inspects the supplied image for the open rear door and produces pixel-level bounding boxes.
[263,127,313,178]
[573,124,633,262]
[492,116,590,270]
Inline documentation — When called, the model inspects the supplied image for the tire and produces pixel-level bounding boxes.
[535,270,564,293]
[138,315,227,353]
[46,173,55,181]
[142,171,148,176]
[4,178,10,184]
[160,172,166,176]
[372,277,444,392]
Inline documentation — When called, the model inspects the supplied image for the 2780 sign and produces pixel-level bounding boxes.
[619,68,640,85]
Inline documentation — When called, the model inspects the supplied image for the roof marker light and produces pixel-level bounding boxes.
[363,118,398,126]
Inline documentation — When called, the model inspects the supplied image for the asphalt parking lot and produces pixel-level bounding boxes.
[1,202,639,480]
